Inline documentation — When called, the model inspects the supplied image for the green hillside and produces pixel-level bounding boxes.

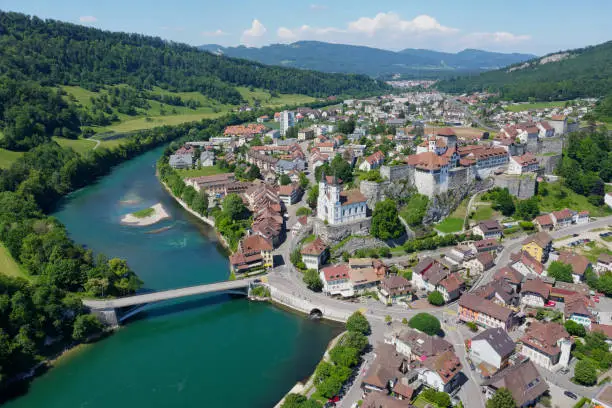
[0,11,388,151]
[436,41,612,101]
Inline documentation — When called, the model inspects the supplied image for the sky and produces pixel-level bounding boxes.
[2,0,611,55]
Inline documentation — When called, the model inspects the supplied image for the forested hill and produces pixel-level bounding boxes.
[436,41,612,101]
[199,41,535,78]
[0,11,388,150]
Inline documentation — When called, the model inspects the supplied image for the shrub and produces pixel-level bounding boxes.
[427,291,445,306]
[466,322,478,332]
[574,360,598,386]
[564,320,586,337]
[303,269,323,292]
[408,313,441,335]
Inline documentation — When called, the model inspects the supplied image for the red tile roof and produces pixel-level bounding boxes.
[301,237,328,256]
[321,264,350,282]
[339,189,367,206]
[558,251,590,276]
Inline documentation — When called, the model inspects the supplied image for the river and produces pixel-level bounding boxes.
[5,147,340,408]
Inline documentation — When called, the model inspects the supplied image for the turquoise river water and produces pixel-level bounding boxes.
[5,147,340,408]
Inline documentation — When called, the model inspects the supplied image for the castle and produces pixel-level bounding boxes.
[317,174,368,225]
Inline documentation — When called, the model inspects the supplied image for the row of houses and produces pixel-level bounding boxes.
[533,208,590,231]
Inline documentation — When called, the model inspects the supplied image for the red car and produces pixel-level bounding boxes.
[594,296,600,303]
[545,301,556,307]
[328,396,340,403]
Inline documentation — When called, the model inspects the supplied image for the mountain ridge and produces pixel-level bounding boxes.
[198,40,536,78]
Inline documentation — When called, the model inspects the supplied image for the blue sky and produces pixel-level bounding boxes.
[2,0,610,55]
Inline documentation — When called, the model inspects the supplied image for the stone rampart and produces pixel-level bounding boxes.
[311,217,371,245]
[360,180,390,208]
[494,173,537,199]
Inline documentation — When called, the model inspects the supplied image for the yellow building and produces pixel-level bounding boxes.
[521,232,553,263]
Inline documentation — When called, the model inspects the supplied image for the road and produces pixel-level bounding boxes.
[448,99,496,132]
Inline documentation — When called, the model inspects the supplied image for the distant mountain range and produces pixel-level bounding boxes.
[436,40,612,101]
[198,41,536,78]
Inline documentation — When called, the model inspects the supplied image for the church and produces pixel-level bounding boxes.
[317,174,368,225]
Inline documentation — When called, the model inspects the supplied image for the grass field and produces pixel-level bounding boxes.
[538,182,612,217]
[52,137,98,155]
[132,207,154,218]
[435,217,464,233]
[471,205,494,222]
[0,148,23,169]
[61,85,316,135]
[0,244,27,279]
[579,242,612,263]
[503,101,567,112]
[176,165,228,178]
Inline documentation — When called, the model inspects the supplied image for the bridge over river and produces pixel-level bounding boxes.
[83,278,259,326]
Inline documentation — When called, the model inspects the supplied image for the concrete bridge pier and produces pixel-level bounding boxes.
[91,307,119,327]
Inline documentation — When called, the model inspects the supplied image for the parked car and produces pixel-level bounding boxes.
[572,233,580,237]
[564,391,578,400]
[328,396,340,403]
[594,296,600,303]
[545,301,556,307]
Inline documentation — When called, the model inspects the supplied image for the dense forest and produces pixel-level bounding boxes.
[436,41,612,101]
[0,107,267,391]
[0,11,388,151]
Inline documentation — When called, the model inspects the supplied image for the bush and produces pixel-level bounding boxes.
[346,311,371,335]
[548,261,574,283]
[427,291,445,306]
[408,313,441,335]
[574,360,598,386]
[296,207,312,216]
[72,314,104,342]
[565,320,586,337]
[303,269,323,292]
[519,221,535,231]
[466,322,478,332]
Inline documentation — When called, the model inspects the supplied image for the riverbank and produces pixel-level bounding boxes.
[159,179,231,251]
[120,203,170,226]
[273,331,346,408]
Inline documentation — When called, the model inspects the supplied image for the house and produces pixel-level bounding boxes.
[359,151,385,171]
[256,115,269,123]
[169,145,195,169]
[300,237,328,271]
[361,343,415,400]
[418,350,463,393]
[199,151,215,167]
[447,244,476,266]
[349,267,381,294]
[297,128,314,141]
[574,210,590,224]
[521,232,553,263]
[464,252,495,276]
[229,235,273,274]
[564,294,594,328]
[379,276,412,304]
[473,280,519,308]
[592,384,612,408]
[596,253,612,274]
[349,258,388,279]
[437,273,465,302]
[411,257,451,293]
[508,153,539,175]
[391,329,453,361]
[362,391,413,408]
[606,192,612,208]
[551,208,574,229]
[472,220,503,240]
[482,359,549,408]
[549,115,567,135]
[458,293,515,330]
[291,215,308,237]
[533,214,554,231]
[320,264,352,297]
[519,321,572,370]
[510,251,544,276]
[558,251,591,283]
[469,328,515,373]
[278,184,300,206]
[536,120,555,138]
[493,266,524,291]
[520,278,551,308]
[471,238,502,254]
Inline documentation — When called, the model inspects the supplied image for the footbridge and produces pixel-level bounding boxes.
[83,278,259,326]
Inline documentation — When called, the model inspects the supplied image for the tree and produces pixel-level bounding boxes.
[427,291,445,306]
[342,331,368,352]
[337,119,355,135]
[298,172,309,189]
[486,388,516,408]
[515,197,539,220]
[279,174,291,185]
[72,314,103,342]
[303,269,323,292]
[329,346,359,367]
[346,311,371,335]
[408,313,441,335]
[564,320,586,337]
[222,193,248,220]
[574,360,597,386]
[371,199,404,240]
[329,154,353,183]
[307,185,319,208]
[385,315,392,324]
[493,188,515,216]
[296,207,312,216]
[245,165,261,180]
[191,190,208,216]
[547,261,574,283]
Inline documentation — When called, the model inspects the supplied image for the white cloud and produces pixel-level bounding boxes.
[310,4,328,10]
[462,31,531,45]
[347,13,457,36]
[79,16,97,23]
[241,19,267,45]
[202,29,228,37]
[274,12,531,52]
